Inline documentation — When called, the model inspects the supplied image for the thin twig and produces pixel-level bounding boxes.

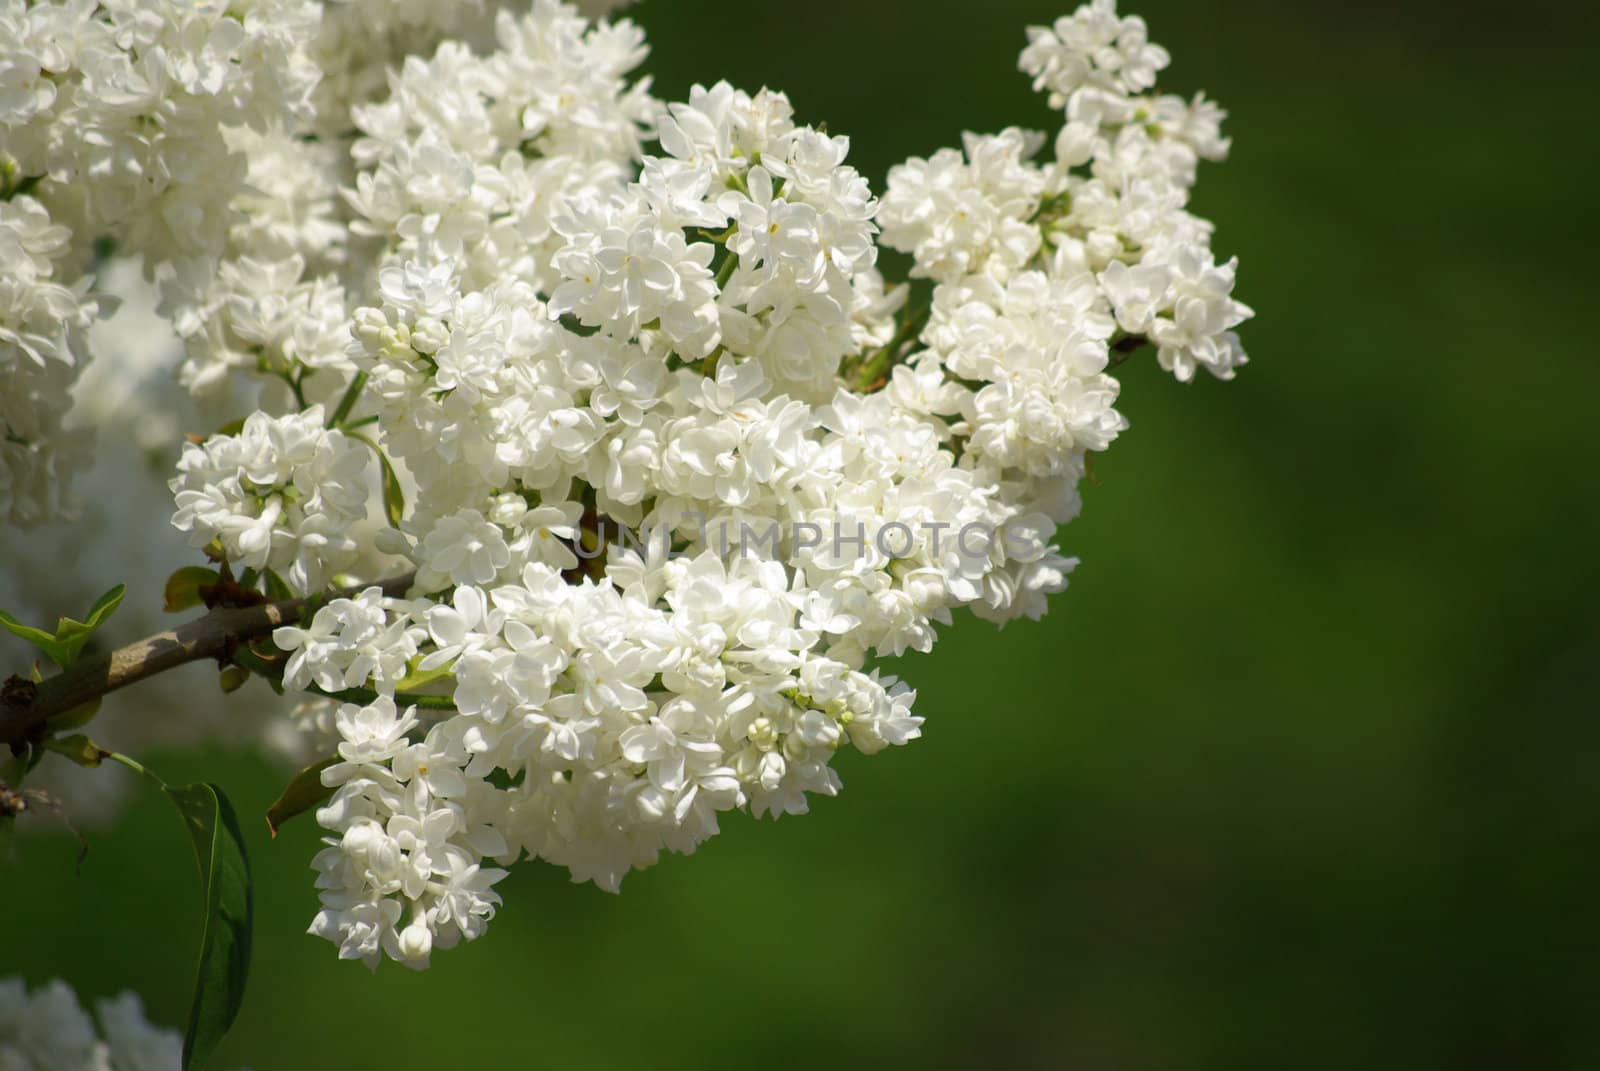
[0,573,415,748]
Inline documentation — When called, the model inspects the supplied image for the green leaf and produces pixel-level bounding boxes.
[42,734,110,767]
[49,697,102,731]
[0,746,40,787]
[48,583,125,667]
[264,757,336,839]
[163,782,253,1071]
[104,755,253,1067]
[47,625,96,667]
[378,450,404,526]
[350,432,404,526]
[0,610,64,666]
[0,584,125,669]
[84,584,126,628]
[165,567,220,613]
[228,642,285,696]
[218,666,250,694]
[393,660,454,693]
[262,570,292,602]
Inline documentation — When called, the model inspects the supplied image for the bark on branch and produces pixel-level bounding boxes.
[0,573,415,749]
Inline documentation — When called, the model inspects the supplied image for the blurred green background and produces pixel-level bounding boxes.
[6,1,1597,1067]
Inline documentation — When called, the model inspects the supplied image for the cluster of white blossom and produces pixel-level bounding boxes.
[0,0,328,521]
[6,0,1251,972]
[0,976,181,1071]
[1015,0,1251,381]
[170,405,370,594]
[0,192,100,524]
[154,1,1251,970]
[4,0,632,826]
[0,0,635,522]
[1,261,282,825]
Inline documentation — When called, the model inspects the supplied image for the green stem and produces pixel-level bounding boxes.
[310,683,457,712]
[271,367,309,411]
[106,750,164,787]
[715,248,741,288]
[327,371,369,428]
[853,301,930,391]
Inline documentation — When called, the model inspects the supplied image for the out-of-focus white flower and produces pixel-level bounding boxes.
[0,976,183,1071]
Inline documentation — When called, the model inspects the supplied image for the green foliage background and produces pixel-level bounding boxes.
[5,1,1596,1067]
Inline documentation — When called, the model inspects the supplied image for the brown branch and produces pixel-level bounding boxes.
[0,573,415,749]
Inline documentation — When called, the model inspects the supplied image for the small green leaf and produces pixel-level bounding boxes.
[262,570,292,602]
[0,746,39,786]
[49,697,103,731]
[2,585,126,669]
[84,584,126,629]
[163,782,253,1071]
[393,660,454,693]
[43,734,111,767]
[48,584,125,667]
[0,610,65,666]
[351,432,405,526]
[165,567,220,613]
[230,642,285,696]
[48,624,95,666]
[379,453,404,526]
[218,666,250,694]
[264,757,336,839]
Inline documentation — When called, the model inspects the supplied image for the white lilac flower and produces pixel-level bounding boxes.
[1020,0,1171,104]
[274,586,423,693]
[169,406,371,593]
[1,0,1262,970]
[879,128,1046,284]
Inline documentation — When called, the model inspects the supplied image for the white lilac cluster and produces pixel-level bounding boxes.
[0,976,181,1071]
[4,1,632,825]
[1014,0,1251,381]
[0,0,325,521]
[1,0,634,523]
[169,405,370,594]
[155,1,1257,970]
[1,261,284,826]
[313,0,633,113]
[7,0,1249,970]
[0,192,100,524]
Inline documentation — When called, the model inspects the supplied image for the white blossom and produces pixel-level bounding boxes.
[5,0,1252,972]
[169,406,371,593]
[0,976,184,1071]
